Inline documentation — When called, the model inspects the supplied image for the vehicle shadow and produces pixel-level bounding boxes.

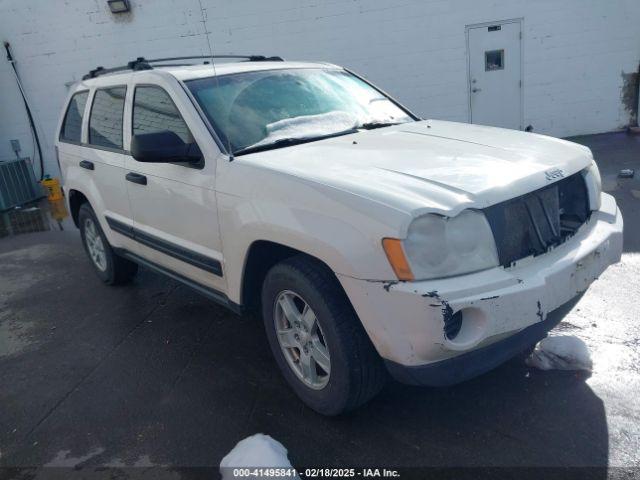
[356,360,606,468]
[279,356,609,475]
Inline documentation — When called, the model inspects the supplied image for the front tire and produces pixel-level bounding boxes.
[78,203,137,285]
[261,256,386,415]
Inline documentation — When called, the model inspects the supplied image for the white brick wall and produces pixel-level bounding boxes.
[1,0,639,177]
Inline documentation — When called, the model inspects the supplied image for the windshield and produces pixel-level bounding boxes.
[186,68,415,154]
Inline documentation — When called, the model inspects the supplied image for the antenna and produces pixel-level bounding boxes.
[197,0,235,160]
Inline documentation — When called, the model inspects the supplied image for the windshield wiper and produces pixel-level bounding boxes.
[234,128,358,156]
[234,138,306,156]
[358,121,403,130]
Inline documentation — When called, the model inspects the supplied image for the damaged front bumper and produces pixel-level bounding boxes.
[338,193,623,386]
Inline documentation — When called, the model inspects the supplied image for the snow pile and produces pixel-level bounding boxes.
[220,434,298,480]
[525,335,593,372]
[251,111,359,147]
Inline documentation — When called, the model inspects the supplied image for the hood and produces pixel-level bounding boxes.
[243,119,593,217]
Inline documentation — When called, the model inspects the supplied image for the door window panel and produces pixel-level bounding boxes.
[88,87,126,149]
[133,86,192,143]
[60,91,89,142]
[485,49,504,71]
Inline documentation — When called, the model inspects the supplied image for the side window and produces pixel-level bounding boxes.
[60,91,89,143]
[133,86,193,143]
[88,87,126,149]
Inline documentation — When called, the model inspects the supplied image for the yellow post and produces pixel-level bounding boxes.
[48,198,69,222]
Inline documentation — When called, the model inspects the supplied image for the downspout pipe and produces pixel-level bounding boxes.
[3,41,44,181]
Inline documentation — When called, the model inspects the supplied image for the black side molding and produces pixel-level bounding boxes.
[134,229,223,276]
[105,215,223,276]
[105,216,134,237]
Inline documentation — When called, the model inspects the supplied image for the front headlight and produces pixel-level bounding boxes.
[383,210,499,281]
[583,159,602,211]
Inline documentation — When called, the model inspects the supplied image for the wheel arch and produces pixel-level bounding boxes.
[240,240,343,314]
[68,189,90,227]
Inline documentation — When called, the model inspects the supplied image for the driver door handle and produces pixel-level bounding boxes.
[79,160,94,170]
[471,87,482,93]
[126,172,147,186]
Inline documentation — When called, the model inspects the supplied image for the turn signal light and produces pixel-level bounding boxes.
[382,238,414,281]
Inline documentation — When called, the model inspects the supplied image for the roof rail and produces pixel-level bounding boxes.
[82,54,284,80]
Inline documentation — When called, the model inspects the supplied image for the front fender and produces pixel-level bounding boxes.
[217,162,410,303]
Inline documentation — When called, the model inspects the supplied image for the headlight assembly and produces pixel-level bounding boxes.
[583,159,602,211]
[383,210,499,281]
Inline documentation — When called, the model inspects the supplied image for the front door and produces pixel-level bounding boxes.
[124,81,226,294]
[467,20,522,130]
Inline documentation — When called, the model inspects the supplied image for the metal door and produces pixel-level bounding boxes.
[467,20,522,129]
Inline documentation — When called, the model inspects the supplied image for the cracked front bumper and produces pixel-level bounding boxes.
[338,193,623,385]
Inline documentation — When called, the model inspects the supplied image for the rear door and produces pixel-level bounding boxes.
[57,88,90,181]
[84,80,137,251]
[123,75,226,293]
[58,79,136,252]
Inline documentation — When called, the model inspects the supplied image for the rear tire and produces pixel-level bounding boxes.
[261,255,386,415]
[78,203,137,285]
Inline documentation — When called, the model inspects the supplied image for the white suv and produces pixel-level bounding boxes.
[56,56,623,415]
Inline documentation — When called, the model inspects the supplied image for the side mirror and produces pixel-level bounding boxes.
[130,131,202,164]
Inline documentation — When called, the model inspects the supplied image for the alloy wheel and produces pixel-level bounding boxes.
[84,218,107,272]
[273,290,331,389]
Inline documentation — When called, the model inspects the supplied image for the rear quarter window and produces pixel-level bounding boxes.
[60,91,89,143]
[88,87,127,149]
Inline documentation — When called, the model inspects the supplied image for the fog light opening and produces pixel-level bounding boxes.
[444,310,463,340]
[444,307,488,349]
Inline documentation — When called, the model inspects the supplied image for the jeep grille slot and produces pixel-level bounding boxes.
[483,172,590,267]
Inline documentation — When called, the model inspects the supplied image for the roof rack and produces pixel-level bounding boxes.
[82,54,284,80]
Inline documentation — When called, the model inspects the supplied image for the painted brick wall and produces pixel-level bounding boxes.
[1,0,639,177]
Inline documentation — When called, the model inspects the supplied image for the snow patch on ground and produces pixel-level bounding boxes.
[526,335,593,371]
[220,434,297,479]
